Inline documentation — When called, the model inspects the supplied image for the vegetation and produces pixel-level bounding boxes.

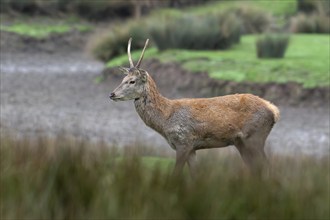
[0,21,91,38]
[107,34,329,88]
[0,0,141,20]
[185,0,297,17]
[165,2,274,33]
[89,2,273,61]
[291,0,330,33]
[1,134,329,219]
[290,13,330,33]
[256,33,290,58]
[297,0,330,15]
[0,0,211,20]
[88,21,149,61]
[150,14,241,51]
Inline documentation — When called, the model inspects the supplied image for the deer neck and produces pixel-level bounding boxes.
[134,76,171,134]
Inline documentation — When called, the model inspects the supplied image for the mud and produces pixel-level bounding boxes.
[0,31,329,157]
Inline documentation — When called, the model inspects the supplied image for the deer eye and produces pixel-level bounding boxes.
[129,81,135,84]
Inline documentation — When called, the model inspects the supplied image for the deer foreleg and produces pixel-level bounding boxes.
[187,151,197,179]
[173,147,193,176]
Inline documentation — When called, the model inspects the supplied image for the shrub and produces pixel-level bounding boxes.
[297,0,330,15]
[222,4,273,34]
[290,13,330,33]
[87,21,149,62]
[1,0,139,20]
[256,33,290,58]
[150,14,241,51]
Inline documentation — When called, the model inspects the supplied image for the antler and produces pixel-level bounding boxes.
[127,38,134,68]
[136,39,149,68]
[127,38,149,69]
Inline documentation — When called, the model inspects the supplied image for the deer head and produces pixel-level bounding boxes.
[110,38,149,101]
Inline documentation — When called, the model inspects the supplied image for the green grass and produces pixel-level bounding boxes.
[188,0,297,16]
[151,0,297,19]
[107,34,330,88]
[0,22,91,38]
[1,135,329,219]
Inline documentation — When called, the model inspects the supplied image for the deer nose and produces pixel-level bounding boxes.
[109,92,115,99]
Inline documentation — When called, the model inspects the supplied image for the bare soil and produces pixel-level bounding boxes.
[1,31,329,157]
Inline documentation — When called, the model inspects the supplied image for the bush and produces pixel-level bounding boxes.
[150,14,241,50]
[290,13,330,33]
[87,21,150,62]
[222,4,273,34]
[1,0,138,20]
[256,33,290,58]
[297,0,330,15]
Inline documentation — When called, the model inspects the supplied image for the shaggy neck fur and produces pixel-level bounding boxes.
[134,75,172,135]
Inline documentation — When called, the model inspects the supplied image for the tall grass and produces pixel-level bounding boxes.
[1,134,329,219]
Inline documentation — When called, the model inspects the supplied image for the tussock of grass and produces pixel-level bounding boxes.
[1,135,329,219]
[256,33,290,58]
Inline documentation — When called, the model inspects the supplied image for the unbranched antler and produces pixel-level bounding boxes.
[127,38,149,69]
[127,38,134,68]
[136,39,149,68]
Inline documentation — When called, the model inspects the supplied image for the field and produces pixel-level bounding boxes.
[0,16,91,38]
[1,135,329,220]
[107,34,329,88]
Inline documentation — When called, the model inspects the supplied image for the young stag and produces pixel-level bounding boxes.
[110,38,280,176]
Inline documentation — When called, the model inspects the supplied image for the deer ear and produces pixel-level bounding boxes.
[118,67,129,75]
[140,69,148,82]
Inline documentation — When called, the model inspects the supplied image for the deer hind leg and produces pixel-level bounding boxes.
[235,134,269,177]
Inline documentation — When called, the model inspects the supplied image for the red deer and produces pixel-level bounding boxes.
[110,38,280,177]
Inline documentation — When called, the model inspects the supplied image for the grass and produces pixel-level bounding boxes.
[154,0,297,17]
[107,34,330,88]
[150,0,297,25]
[0,19,91,38]
[1,134,329,219]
